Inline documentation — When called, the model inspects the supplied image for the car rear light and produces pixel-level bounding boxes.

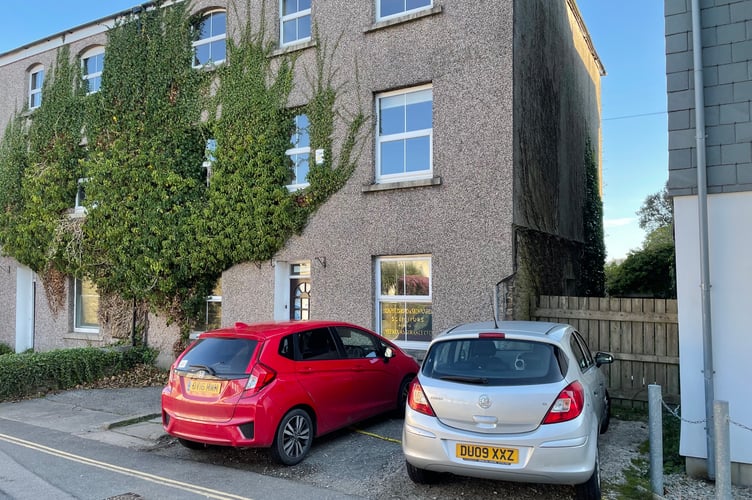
[242,362,276,397]
[479,332,505,339]
[407,379,435,417]
[542,381,585,424]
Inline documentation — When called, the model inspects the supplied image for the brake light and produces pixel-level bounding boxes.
[542,381,585,424]
[407,379,435,416]
[479,332,505,339]
[243,362,276,397]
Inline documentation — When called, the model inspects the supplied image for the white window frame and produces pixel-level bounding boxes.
[375,84,433,183]
[74,278,99,333]
[286,114,310,191]
[375,255,432,348]
[192,10,227,68]
[28,66,44,109]
[81,47,105,95]
[280,0,312,47]
[376,0,432,22]
[203,138,217,186]
[74,178,88,214]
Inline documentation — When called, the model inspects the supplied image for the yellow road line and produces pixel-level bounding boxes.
[351,428,402,445]
[0,433,252,500]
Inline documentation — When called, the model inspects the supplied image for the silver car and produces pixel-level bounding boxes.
[402,321,613,499]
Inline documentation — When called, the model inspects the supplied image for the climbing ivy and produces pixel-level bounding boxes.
[579,138,606,296]
[0,1,366,335]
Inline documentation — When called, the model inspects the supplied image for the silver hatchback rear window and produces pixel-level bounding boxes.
[421,338,567,386]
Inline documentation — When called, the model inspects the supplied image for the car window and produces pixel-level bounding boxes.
[298,328,341,360]
[422,338,565,386]
[573,331,594,366]
[569,334,592,371]
[279,334,295,360]
[177,337,257,376]
[334,326,384,359]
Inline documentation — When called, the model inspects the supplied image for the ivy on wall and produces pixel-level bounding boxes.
[579,138,605,296]
[0,1,365,337]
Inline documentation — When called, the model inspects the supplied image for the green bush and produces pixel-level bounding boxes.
[0,346,157,401]
[0,343,13,356]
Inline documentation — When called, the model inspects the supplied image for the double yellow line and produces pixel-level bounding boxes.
[0,433,252,500]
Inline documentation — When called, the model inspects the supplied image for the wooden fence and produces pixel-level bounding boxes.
[532,296,680,406]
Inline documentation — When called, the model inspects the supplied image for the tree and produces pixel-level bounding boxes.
[637,184,673,233]
[606,185,676,298]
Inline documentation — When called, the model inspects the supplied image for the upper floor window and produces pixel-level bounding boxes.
[193,10,227,68]
[74,277,99,333]
[82,48,105,94]
[377,0,431,21]
[286,114,310,190]
[376,85,432,183]
[28,66,44,109]
[281,0,311,46]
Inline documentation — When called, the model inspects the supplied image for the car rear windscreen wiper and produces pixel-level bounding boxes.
[439,375,489,385]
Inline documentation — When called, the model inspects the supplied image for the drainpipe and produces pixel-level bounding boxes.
[690,0,715,479]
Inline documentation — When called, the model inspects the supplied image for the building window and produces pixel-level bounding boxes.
[28,67,44,109]
[376,255,432,344]
[281,0,311,46]
[203,138,217,186]
[376,85,432,183]
[192,280,222,333]
[286,114,310,190]
[193,10,227,67]
[377,0,431,21]
[82,48,104,94]
[74,178,87,214]
[74,278,99,332]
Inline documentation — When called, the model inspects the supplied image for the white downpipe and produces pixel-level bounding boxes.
[690,0,715,479]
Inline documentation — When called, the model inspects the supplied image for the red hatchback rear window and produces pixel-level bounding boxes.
[177,337,258,377]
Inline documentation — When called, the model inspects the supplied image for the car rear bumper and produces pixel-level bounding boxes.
[402,409,597,485]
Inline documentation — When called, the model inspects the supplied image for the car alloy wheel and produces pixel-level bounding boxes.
[271,408,313,465]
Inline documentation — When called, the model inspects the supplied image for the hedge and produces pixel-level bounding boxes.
[0,346,157,401]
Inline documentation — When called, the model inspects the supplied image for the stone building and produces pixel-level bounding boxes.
[0,0,603,364]
[664,0,752,485]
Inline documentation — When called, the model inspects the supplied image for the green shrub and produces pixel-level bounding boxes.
[0,346,156,401]
[0,343,13,356]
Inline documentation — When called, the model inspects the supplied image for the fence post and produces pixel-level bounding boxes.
[648,384,664,496]
[714,400,732,500]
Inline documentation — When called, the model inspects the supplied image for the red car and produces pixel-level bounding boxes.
[161,320,420,465]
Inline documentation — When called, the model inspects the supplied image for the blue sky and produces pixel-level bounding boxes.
[1,1,668,261]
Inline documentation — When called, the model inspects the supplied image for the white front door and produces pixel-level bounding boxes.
[15,266,35,352]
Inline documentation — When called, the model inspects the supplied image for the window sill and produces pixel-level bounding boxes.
[362,176,441,193]
[365,5,443,33]
[270,39,316,57]
[65,331,102,341]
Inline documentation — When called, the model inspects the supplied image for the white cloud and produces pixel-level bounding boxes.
[604,217,635,228]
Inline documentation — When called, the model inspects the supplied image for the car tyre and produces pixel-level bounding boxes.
[574,451,601,500]
[394,376,413,417]
[599,391,611,434]
[270,408,313,466]
[178,438,208,450]
[406,460,438,484]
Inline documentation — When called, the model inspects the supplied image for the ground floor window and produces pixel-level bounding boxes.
[74,278,99,332]
[376,255,432,344]
[192,280,222,333]
[290,262,311,320]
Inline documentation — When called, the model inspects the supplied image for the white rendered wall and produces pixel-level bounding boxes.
[674,192,752,464]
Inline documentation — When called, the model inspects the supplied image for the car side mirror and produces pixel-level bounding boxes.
[384,346,394,363]
[595,352,614,367]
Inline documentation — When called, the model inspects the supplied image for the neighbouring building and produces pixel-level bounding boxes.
[0,1,603,365]
[665,0,752,485]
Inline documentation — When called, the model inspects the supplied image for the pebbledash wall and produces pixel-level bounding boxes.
[665,0,752,484]
[0,1,602,366]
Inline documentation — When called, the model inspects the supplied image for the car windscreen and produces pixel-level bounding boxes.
[176,337,258,378]
[421,338,566,386]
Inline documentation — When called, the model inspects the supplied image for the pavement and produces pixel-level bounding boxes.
[0,387,167,448]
